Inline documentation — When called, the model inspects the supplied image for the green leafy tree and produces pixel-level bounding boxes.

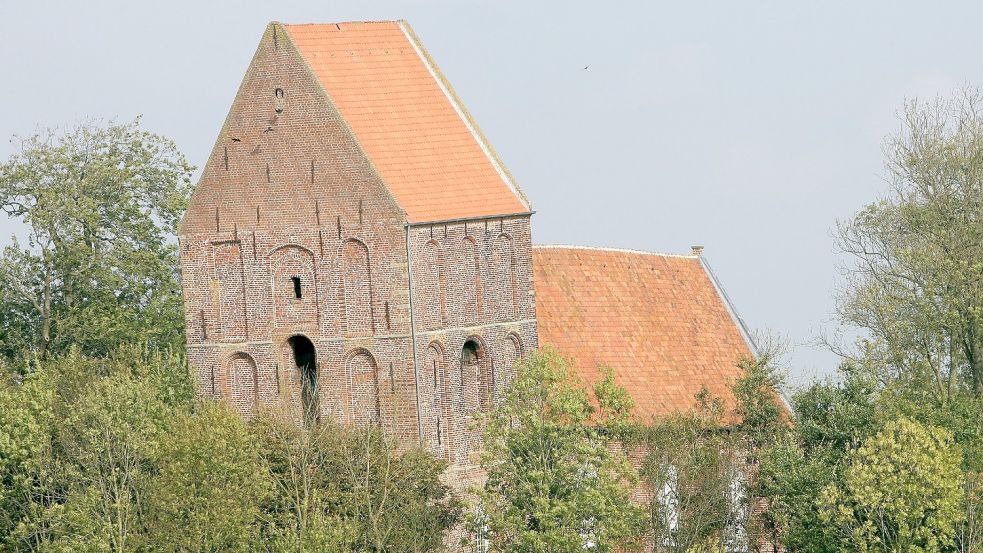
[143,402,270,553]
[819,417,965,553]
[254,414,357,552]
[835,90,983,399]
[752,365,877,553]
[0,120,192,361]
[257,413,460,552]
[0,347,190,552]
[474,349,645,552]
[643,390,748,553]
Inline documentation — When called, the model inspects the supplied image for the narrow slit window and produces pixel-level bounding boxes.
[291,276,302,299]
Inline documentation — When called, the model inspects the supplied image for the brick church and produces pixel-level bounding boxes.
[179,21,755,476]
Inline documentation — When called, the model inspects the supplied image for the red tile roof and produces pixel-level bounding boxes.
[532,246,755,421]
[283,21,529,223]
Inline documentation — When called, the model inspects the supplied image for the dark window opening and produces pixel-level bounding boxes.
[289,335,318,424]
[437,417,443,446]
[291,276,302,299]
[462,340,479,367]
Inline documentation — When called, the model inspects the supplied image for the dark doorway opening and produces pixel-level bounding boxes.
[289,335,318,423]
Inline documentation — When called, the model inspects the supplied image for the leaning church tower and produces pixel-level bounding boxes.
[179,21,537,468]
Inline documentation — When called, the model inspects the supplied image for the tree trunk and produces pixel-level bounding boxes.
[971,333,983,397]
[40,268,51,359]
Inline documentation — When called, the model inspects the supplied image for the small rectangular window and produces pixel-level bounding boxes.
[291,276,302,299]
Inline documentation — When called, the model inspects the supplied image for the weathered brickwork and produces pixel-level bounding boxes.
[180,21,771,552]
[179,23,537,478]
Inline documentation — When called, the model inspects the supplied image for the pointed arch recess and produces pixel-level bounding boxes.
[214,243,247,340]
[462,236,481,324]
[270,244,318,328]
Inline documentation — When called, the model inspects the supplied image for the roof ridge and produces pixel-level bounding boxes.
[533,244,699,259]
[282,20,402,27]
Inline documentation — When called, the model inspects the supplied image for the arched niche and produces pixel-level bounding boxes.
[213,242,247,340]
[424,341,453,459]
[460,236,481,324]
[421,240,446,329]
[341,239,374,335]
[217,352,258,417]
[492,234,518,321]
[345,348,380,426]
[269,244,318,328]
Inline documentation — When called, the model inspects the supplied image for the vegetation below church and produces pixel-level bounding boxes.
[0,347,461,552]
[2,84,983,552]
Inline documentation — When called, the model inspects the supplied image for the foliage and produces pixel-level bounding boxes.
[475,348,645,552]
[752,366,878,553]
[144,402,270,552]
[835,90,983,399]
[254,414,358,552]
[0,120,193,361]
[0,349,461,553]
[593,366,638,440]
[0,347,192,551]
[818,418,965,553]
[0,351,182,551]
[256,413,461,553]
[643,390,746,552]
[732,355,788,453]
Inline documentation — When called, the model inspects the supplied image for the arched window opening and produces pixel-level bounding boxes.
[291,276,302,299]
[289,335,318,424]
[462,340,480,374]
[274,87,285,113]
[463,339,494,412]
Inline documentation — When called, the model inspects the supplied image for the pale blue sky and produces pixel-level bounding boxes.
[2,1,980,386]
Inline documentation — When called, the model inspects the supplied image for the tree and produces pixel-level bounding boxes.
[819,417,965,553]
[143,402,270,553]
[643,390,748,553]
[475,349,645,552]
[750,363,879,553]
[0,347,191,552]
[256,413,460,552]
[0,120,192,360]
[835,89,983,400]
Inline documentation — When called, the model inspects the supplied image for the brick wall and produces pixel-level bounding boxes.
[179,23,538,478]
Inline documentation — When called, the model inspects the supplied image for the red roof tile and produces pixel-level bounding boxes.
[283,21,529,223]
[532,246,755,420]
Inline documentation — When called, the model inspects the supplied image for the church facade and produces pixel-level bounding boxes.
[179,21,756,476]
